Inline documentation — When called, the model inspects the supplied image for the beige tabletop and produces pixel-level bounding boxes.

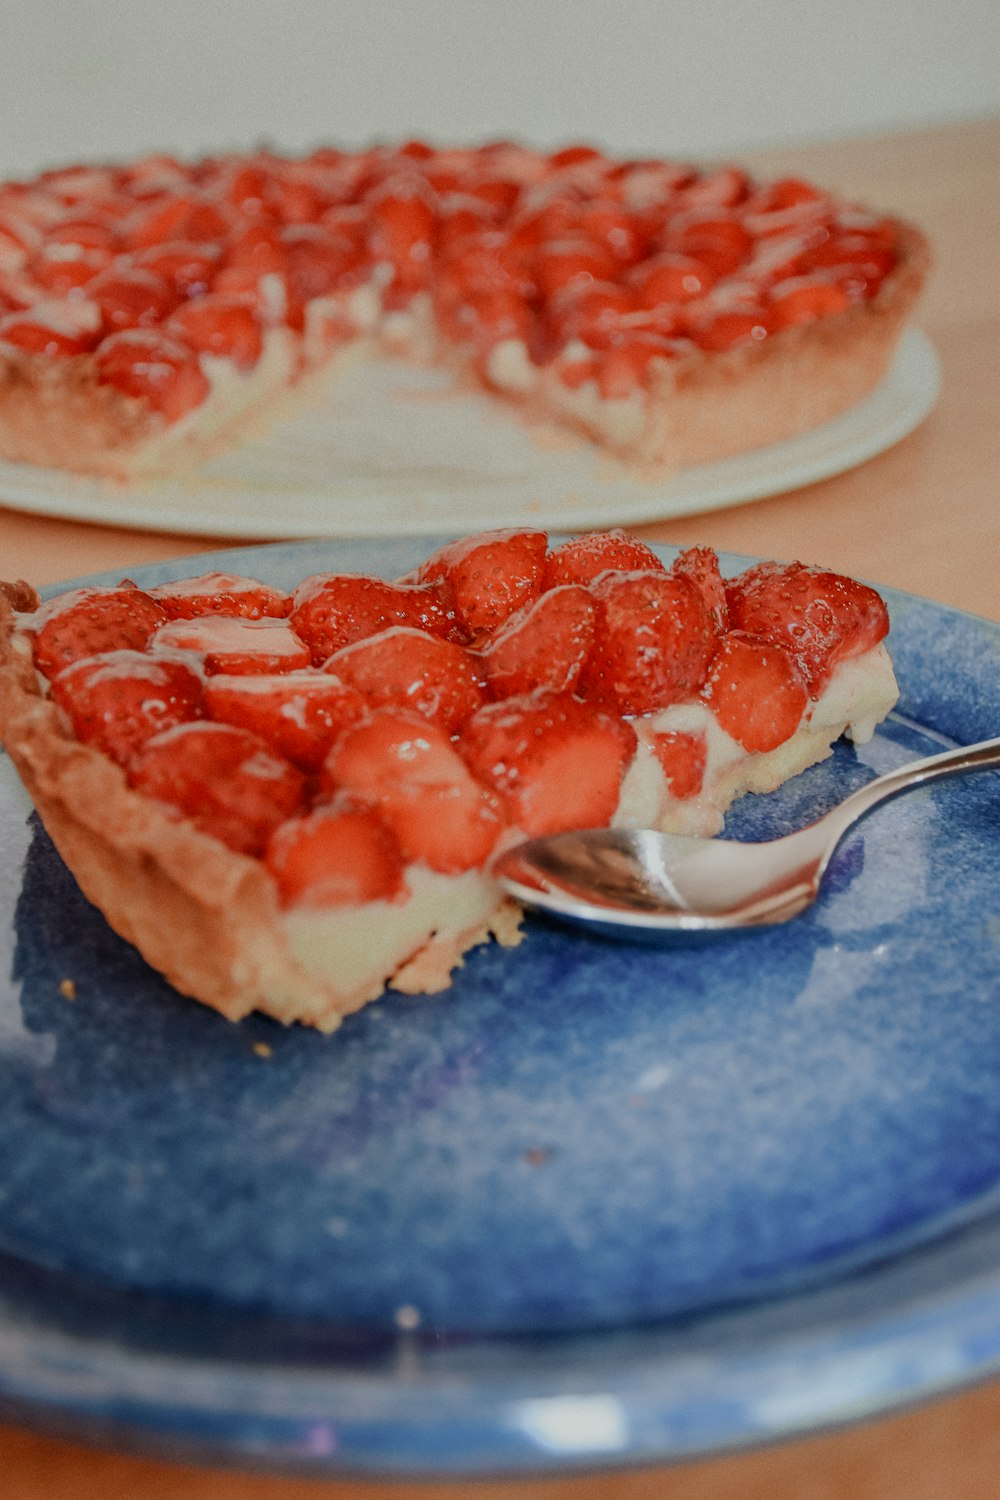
[1,116,998,1500]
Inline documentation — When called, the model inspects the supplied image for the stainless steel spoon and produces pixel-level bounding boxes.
[494,736,1000,937]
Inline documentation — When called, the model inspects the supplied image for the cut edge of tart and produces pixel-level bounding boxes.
[0,143,930,484]
[0,531,900,1032]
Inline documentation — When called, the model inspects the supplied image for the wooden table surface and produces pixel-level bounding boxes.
[1,116,998,1500]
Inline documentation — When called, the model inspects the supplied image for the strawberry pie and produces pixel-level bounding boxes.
[0,528,899,1030]
[0,141,929,482]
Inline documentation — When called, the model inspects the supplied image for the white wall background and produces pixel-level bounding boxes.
[1,0,997,176]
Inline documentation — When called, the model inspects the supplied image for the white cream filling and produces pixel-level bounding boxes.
[281,644,899,998]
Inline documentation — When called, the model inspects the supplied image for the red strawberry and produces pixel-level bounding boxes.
[132,240,222,298]
[650,729,707,799]
[595,331,679,398]
[581,571,717,715]
[290,575,453,662]
[459,691,636,836]
[628,252,715,306]
[0,313,97,357]
[27,246,113,296]
[324,627,485,733]
[366,179,436,291]
[689,309,771,352]
[149,571,292,620]
[671,546,729,630]
[543,529,666,589]
[32,585,169,679]
[533,237,618,300]
[149,616,311,675]
[94,330,210,421]
[417,529,549,642]
[701,631,809,752]
[49,649,203,765]
[265,796,407,909]
[480,585,596,698]
[127,721,306,856]
[323,709,507,873]
[165,294,263,368]
[203,672,367,772]
[768,276,851,328]
[86,266,179,333]
[725,560,890,693]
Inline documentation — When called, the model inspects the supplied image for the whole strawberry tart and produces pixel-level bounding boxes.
[0,141,928,482]
[0,528,900,1030]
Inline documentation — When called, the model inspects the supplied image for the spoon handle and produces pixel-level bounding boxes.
[819,735,1000,849]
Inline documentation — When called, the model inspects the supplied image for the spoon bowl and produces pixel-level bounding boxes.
[494,736,1000,938]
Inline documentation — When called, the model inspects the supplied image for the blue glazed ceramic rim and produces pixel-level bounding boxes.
[0,537,997,1478]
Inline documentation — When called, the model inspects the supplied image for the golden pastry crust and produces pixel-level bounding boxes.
[0,589,522,1031]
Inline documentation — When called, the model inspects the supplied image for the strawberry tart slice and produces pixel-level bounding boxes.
[0,529,899,1030]
[0,141,929,482]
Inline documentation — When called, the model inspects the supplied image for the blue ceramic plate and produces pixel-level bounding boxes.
[0,537,998,1478]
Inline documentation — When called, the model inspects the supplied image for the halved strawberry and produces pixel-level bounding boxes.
[671,546,729,630]
[94,330,211,421]
[324,627,485,733]
[290,575,453,662]
[701,631,808,752]
[650,729,707,799]
[581,571,717,715]
[628,251,715,306]
[767,275,851,328]
[149,616,311,675]
[726,560,890,693]
[49,649,203,765]
[86,266,179,333]
[128,722,306,856]
[417,529,548,642]
[480,585,596,698]
[132,240,222,298]
[32,585,169,678]
[323,709,507,873]
[459,690,636,837]
[0,313,97,357]
[149,571,292,619]
[165,293,263,368]
[202,672,367,772]
[265,795,407,909]
[542,529,666,589]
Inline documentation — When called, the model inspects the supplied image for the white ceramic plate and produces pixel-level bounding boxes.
[0,329,939,539]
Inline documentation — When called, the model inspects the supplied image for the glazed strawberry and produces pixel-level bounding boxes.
[49,649,203,765]
[281,225,360,326]
[127,721,306,856]
[480,584,596,698]
[366,180,436,292]
[582,571,717,715]
[150,616,311,675]
[203,672,367,772]
[86,266,179,333]
[416,528,548,642]
[726,560,890,693]
[265,796,406,908]
[595,331,679,398]
[132,240,222,298]
[628,252,715,306]
[149,572,292,620]
[544,279,633,349]
[0,314,96,357]
[28,246,112,296]
[290,575,452,662]
[459,691,637,837]
[165,294,264,368]
[543,529,666,589]
[649,729,707,799]
[94,330,211,421]
[323,709,507,873]
[533,238,618,300]
[671,212,753,276]
[701,632,809,752]
[690,309,771,352]
[768,276,851,328]
[124,194,230,250]
[671,546,729,631]
[32,585,169,678]
[324,627,485,733]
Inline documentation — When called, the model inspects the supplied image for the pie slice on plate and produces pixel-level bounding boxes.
[0,528,900,1030]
